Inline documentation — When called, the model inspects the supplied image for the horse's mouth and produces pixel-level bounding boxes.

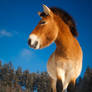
[29,44,40,49]
[28,39,40,49]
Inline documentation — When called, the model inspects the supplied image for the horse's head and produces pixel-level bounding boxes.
[28,5,58,49]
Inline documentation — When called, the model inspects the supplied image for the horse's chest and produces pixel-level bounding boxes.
[47,54,67,80]
[47,54,57,80]
[47,54,82,81]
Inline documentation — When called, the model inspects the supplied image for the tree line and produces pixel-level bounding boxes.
[0,60,92,92]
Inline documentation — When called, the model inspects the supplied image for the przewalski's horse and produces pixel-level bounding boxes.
[28,5,83,92]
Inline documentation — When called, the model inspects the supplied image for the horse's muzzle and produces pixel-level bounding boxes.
[28,38,39,49]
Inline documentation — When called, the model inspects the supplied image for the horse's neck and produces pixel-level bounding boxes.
[54,20,82,61]
[55,21,74,57]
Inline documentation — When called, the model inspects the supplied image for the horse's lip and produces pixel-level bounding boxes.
[29,44,40,49]
[29,45,35,49]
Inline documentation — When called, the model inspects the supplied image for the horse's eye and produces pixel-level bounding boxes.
[40,21,46,25]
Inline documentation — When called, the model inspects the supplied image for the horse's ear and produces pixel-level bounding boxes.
[38,11,41,16]
[42,4,52,16]
[38,11,42,18]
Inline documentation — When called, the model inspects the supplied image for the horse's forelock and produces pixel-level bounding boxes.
[39,12,47,18]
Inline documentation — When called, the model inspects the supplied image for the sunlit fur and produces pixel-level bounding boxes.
[29,5,83,92]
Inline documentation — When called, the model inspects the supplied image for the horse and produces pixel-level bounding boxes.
[28,5,83,92]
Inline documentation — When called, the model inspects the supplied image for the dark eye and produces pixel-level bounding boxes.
[40,21,46,24]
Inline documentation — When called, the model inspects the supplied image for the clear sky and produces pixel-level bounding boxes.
[0,0,92,77]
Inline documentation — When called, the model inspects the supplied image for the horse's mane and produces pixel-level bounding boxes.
[40,7,78,37]
[50,7,78,37]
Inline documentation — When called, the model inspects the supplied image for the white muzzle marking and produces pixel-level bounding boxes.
[29,34,40,49]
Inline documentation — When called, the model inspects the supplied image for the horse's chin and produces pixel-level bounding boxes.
[39,43,52,49]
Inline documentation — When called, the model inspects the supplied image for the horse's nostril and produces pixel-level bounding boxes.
[34,41,38,48]
[28,39,31,45]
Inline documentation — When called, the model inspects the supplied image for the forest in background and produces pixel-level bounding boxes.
[0,60,92,92]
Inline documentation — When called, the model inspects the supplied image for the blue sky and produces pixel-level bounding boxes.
[0,0,92,77]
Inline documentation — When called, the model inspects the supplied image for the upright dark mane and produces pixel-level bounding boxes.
[40,7,78,37]
[50,7,78,37]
